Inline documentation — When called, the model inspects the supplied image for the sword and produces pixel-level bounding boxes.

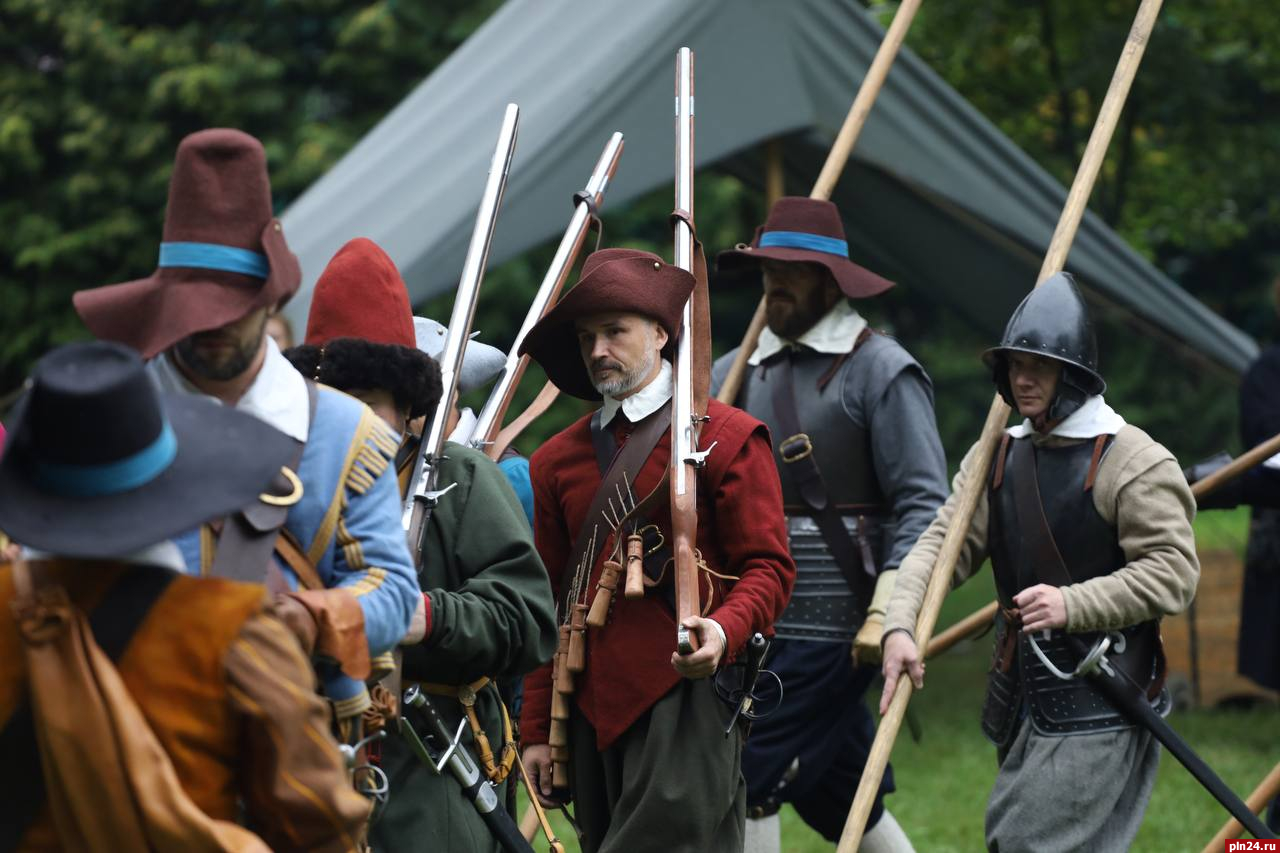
[399,685,535,853]
[1040,633,1276,840]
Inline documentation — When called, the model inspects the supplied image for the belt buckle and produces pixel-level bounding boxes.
[779,433,813,464]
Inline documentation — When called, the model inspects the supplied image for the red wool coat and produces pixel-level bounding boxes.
[520,398,795,751]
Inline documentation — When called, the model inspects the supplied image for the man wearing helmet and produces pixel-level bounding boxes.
[879,273,1200,851]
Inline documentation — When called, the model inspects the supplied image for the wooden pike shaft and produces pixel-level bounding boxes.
[716,0,923,406]
[1200,760,1280,852]
[835,1,1166,849]
[926,600,999,659]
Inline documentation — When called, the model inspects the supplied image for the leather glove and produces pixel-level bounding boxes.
[1183,450,1243,510]
[273,593,319,654]
[853,569,898,666]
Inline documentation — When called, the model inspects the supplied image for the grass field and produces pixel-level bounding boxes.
[521,516,1279,851]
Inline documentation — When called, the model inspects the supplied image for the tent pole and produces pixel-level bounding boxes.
[835,1,1165,848]
[765,138,785,207]
[716,0,923,404]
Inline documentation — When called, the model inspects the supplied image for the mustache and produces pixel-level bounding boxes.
[591,358,624,373]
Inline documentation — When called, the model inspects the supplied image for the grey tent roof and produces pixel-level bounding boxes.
[281,0,1256,373]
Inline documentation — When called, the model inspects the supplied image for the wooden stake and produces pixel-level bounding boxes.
[717,0,924,406]
[1200,761,1280,852]
[836,1,1166,849]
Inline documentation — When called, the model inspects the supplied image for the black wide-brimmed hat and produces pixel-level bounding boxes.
[0,341,296,558]
[519,248,693,401]
[716,197,894,299]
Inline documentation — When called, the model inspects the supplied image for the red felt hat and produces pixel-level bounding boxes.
[519,248,693,401]
[304,238,415,349]
[73,129,301,359]
[716,196,894,299]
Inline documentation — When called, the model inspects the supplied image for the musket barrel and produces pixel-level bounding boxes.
[671,47,701,654]
[470,132,625,452]
[403,103,520,544]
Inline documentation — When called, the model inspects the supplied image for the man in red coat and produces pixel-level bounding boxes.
[518,248,795,853]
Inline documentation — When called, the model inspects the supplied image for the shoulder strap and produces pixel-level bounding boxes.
[768,352,874,622]
[563,401,671,608]
[0,562,175,852]
[1009,438,1075,588]
[210,381,318,584]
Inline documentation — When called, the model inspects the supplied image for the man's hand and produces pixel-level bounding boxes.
[522,744,562,808]
[401,593,428,645]
[879,630,924,715]
[1014,584,1067,633]
[273,593,319,654]
[671,616,725,679]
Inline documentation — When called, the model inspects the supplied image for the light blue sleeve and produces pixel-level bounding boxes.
[331,456,420,656]
[497,455,535,527]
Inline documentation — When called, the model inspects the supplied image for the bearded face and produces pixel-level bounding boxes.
[574,312,668,399]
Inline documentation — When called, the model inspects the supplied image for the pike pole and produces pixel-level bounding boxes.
[716,0,923,406]
[835,1,1166,849]
[671,46,702,654]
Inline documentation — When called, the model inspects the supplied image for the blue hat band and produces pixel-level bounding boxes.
[31,421,178,498]
[757,230,849,258]
[159,242,270,278]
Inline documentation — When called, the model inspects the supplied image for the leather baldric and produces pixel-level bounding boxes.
[767,350,875,622]
[562,401,671,610]
[1009,437,1075,590]
[209,381,318,587]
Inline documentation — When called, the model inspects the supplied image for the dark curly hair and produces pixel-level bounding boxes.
[284,338,443,421]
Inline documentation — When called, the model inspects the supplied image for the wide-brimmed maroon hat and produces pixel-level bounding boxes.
[519,248,693,401]
[73,129,301,359]
[716,196,893,299]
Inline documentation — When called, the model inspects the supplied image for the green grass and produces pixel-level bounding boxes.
[519,574,1278,851]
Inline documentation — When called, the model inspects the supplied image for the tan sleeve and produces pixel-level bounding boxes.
[1062,426,1200,632]
[884,440,992,640]
[225,611,371,853]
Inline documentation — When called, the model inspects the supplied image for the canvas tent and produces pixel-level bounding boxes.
[281,0,1257,373]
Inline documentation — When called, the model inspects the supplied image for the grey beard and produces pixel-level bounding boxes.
[594,347,657,398]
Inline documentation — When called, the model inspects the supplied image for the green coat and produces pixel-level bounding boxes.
[371,441,557,852]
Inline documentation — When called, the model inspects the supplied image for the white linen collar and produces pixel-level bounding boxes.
[23,540,187,573]
[600,360,673,427]
[150,336,310,442]
[748,300,868,366]
[1006,394,1126,439]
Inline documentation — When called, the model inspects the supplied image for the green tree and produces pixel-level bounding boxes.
[0,0,499,394]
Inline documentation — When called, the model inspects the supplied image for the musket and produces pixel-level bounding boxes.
[670,46,707,655]
[469,132,626,459]
[399,686,535,853]
[403,103,519,561]
[1043,634,1275,840]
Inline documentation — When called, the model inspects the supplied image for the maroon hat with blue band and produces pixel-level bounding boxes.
[715,196,894,299]
[73,128,301,359]
[0,341,296,557]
